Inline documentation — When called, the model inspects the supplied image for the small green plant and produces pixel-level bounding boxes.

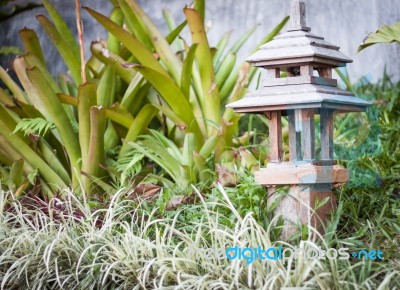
[358,21,400,52]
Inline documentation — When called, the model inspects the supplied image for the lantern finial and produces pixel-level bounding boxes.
[289,0,310,31]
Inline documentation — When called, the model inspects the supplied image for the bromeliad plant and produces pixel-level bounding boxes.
[85,0,288,193]
[0,0,288,198]
[0,0,159,197]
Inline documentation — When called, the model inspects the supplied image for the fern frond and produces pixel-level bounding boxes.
[13,118,55,136]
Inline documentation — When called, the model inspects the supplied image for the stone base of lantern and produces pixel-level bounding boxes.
[255,163,348,239]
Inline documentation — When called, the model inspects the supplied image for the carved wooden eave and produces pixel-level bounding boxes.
[226,84,371,113]
[247,30,353,68]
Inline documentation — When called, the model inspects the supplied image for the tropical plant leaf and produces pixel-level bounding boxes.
[42,0,80,58]
[0,46,23,56]
[86,107,107,179]
[358,22,400,52]
[26,67,81,182]
[213,30,231,68]
[0,106,66,190]
[117,0,153,50]
[0,64,27,103]
[184,7,219,137]
[132,65,203,146]
[19,28,46,64]
[119,104,158,156]
[165,20,187,45]
[229,25,257,54]
[181,43,198,99]
[108,7,124,54]
[36,15,81,84]
[84,7,168,77]
[123,0,182,83]
[90,41,136,84]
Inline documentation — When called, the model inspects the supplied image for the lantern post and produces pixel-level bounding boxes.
[227,0,371,238]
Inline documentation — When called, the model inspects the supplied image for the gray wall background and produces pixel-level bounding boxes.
[1,0,399,82]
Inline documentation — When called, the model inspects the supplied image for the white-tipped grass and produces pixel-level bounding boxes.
[0,185,398,289]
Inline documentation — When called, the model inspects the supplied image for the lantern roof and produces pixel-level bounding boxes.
[247,1,352,68]
[226,0,372,114]
[226,84,371,113]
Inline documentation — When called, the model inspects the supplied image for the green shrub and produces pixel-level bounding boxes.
[0,0,288,198]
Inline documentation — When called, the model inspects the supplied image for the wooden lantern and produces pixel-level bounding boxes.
[227,0,371,238]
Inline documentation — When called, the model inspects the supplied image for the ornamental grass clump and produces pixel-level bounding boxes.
[0,185,399,289]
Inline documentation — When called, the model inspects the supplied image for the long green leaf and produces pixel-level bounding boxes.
[184,7,219,137]
[86,107,107,179]
[84,7,168,77]
[36,15,81,84]
[133,65,203,146]
[13,57,56,124]
[0,106,67,190]
[9,159,24,189]
[42,0,80,58]
[166,20,187,45]
[97,63,116,107]
[182,133,195,168]
[0,65,27,103]
[199,135,221,159]
[91,41,136,84]
[0,88,14,106]
[181,43,198,99]
[19,28,46,64]
[108,7,124,54]
[27,67,81,182]
[104,106,134,129]
[120,73,144,109]
[230,25,257,53]
[38,139,71,185]
[123,0,182,83]
[213,30,231,68]
[117,0,153,50]
[215,52,236,88]
[24,53,78,129]
[119,104,158,156]
[78,83,97,171]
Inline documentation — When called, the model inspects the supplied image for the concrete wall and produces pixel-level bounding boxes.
[1,0,399,82]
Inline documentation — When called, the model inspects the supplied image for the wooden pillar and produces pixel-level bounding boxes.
[266,68,280,79]
[301,109,315,161]
[320,109,334,160]
[300,65,313,77]
[288,110,301,161]
[319,68,332,79]
[268,111,282,163]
